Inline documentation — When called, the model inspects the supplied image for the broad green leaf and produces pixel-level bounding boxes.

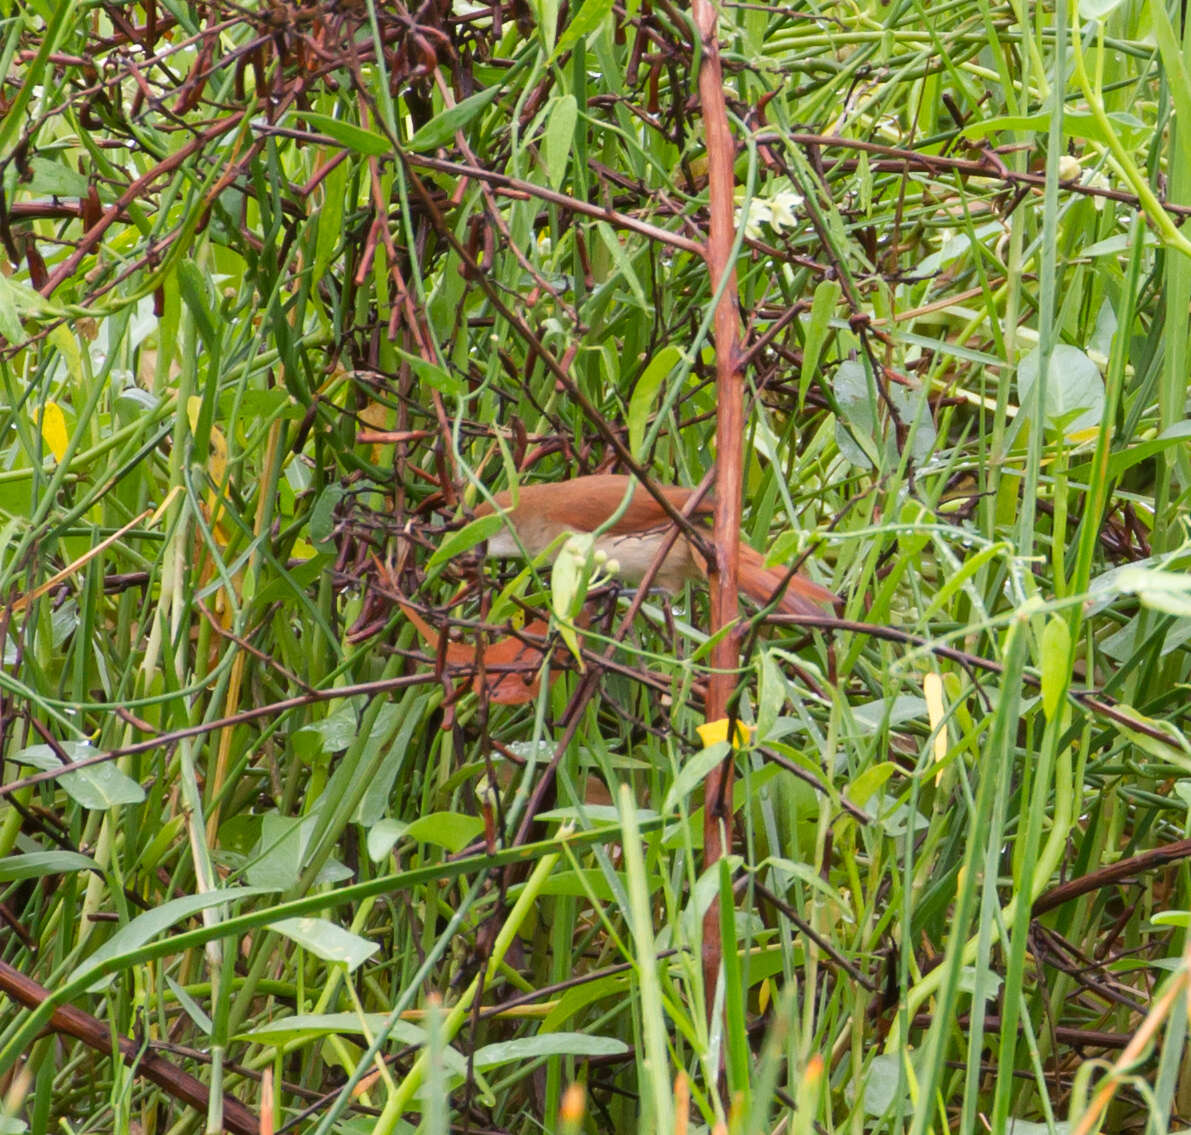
[851,696,927,732]
[236,1012,428,1047]
[309,484,346,548]
[536,0,561,53]
[1100,420,1191,480]
[313,156,350,283]
[1079,0,1127,18]
[1110,704,1191,769]
[756,650,788,741]
[832,359,881,469]
[1102,613,1191,661]
[956,965,1002,997]
[758,858,853,913]
[426,514,505,568]
[543,94,577,190]
[915,224,1002,277]
[898,500,932,556]
[863,1053,908,1116]
[887,379,936,463]
[596,220,647,309]
[542,974,631,1031]
[996,1122,1070,1134]
[224,387,298,420]
[176,260,217,353]
[0,274,60,344]
[167,976,213,1036]
[473,1032,628,1068]
[367,818,409,861]
[12,743,145,810]
[270,917,378,971]
[47,325,84,385]
[407,86,503,152]
[1088,296,1118,360]
[0,276,23,345]
[537,805,653,824]
[356,695,428,827]
[293,702,360,759]
[847,762,895,808]
[245,812,308,890]
[1113,567,1191,617]
[1080,232,1145,258]
[403,811,484,852]
[0,851,97,881]
[27,156,90,197]
[1017,344,1105,436]
[532,867,617,901]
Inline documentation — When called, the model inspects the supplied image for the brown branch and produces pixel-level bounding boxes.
[770,131,1191,222]
[252,127,705,256]
[0,958,260,1135]
[692,0,744,1026]
[1032,837,1191,917]
[910,1013,1132,1051]
[39,112,247,298]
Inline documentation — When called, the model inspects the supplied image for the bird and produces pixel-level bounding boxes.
[474,473,835,618]
[395,594,586,705]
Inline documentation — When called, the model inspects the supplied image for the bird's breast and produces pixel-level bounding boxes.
[592,531,697,591]
[483,520,697,592]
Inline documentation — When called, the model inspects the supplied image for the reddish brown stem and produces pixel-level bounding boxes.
[0,958,260,1135]
[692,0,744,1027]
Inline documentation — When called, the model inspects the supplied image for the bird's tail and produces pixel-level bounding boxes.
[736,543,837,618]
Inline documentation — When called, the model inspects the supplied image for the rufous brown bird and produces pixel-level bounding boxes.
[395,595,585,706]
[475,473,835,617]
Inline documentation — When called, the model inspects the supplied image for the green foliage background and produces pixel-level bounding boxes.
[2,0,1191,1131]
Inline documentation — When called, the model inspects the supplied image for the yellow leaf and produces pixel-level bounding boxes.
[359,400,392,429]
[696,719,754,748]
[924,671,948,775]
[36,401,69,462]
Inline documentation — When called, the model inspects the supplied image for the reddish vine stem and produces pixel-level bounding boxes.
[0,959,260,1135]
[692,0,744,1030]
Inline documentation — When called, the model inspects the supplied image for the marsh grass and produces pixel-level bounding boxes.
[1,0,1190,1131]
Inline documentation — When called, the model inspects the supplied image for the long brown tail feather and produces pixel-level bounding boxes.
[736,544,837,618]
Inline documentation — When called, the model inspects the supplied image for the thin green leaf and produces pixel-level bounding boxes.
[298,112,392,156]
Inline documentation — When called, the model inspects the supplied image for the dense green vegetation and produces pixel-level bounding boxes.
[2,0,1191,1131]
